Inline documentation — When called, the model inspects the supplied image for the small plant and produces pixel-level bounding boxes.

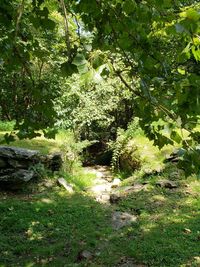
[110,118,142,171]
[29,163,49,179]
[59,133,95,174]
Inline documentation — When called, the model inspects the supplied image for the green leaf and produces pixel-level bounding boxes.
[123,0,136,14]
[42,18,56,30]
[192,46,200,61]
[170,131,182,144]
[77,63,88,74]
[72,54,87,66]
[61,62,78,76]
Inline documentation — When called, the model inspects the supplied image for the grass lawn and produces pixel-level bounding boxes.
[0,130,71,155]
[0,166,199,267]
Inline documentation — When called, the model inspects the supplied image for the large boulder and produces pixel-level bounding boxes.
[0,146,62,187]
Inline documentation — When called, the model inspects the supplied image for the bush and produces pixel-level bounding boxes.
[110,118,143,171]
[0,121,15,131]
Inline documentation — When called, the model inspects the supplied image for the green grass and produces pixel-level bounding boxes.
[0,130,74,155]
[0,171,199,267]
[0,127,200,267]
[61,171,96,192]
[0,189,112,267]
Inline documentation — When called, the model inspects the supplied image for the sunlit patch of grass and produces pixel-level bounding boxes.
[60,170,96,191]
[0,130,74,154]
[129,135,176,173]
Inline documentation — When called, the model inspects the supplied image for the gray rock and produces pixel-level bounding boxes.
[0,146,39,160]
[77,250,93,261]
[96,193,110,204]
[110,193,121,204]
[156,180,178,189]
[0,169,34,183]
[110,184,146,203]
[0,146,62,188]
[111,178,121,188]
[0,158,6,168]
[57,178,74,193]
[112,211,137,230]
[46,153,62,171]
[8,159,28,169]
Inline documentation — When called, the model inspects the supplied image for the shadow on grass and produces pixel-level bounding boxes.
[0,180,199,267]
[0,188,113,267]
[108,183,200,267]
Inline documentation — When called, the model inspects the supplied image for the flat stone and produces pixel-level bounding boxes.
[0,146,39,160]
[57,178,74,193]
[111,178,121,188]
[96,193,110,204]
[112,211,137,230]
[110,184,146,203]
[90,183,112,194]
[156,180,178,189]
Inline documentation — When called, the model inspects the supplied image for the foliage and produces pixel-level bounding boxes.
[0,121,15,131]
[56,69,135,142]
[59,134,94,173]
[110,119,143,171]
[69,0,200,174]
[0,0,200,174]
[29,162,49,179]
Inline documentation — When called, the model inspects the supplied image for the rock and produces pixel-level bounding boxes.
[90,183,112,194]
[8,159,27,169]
[96,193,110,204]
[112,211,137,230]
[165,148,186,163]
[0,158,6,168]
[0,146,62,188]
[110,184,146,203]
[183,228,191,234]
[77,250,93,261]
[0,146,39,160]
[111,178,121,188]
[57,178,74,193]
[46,153,62,171]
[110,193,121,204]
[156,180,178,189]
[0,169,34,184]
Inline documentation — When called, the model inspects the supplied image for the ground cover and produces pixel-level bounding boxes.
[0,128,199,267]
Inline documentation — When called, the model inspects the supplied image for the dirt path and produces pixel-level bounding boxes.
[83,165,120,204]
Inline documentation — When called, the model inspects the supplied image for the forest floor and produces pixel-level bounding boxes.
[0,162,200,267]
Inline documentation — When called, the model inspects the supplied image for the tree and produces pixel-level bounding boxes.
[0,0,200,173]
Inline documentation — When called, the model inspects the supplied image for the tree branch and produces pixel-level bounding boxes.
[59,0,71,60]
